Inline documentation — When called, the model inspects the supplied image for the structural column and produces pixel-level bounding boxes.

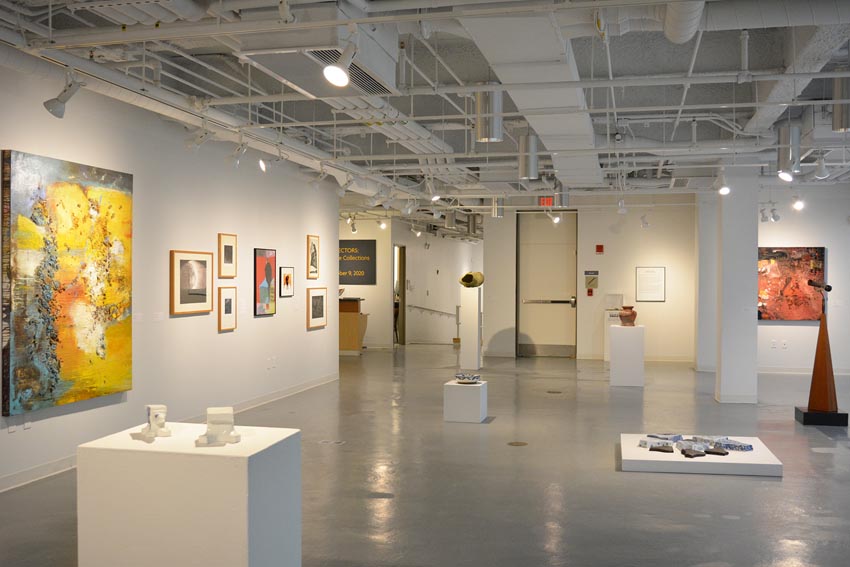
[695,193,718,372]
[715,172,759,403]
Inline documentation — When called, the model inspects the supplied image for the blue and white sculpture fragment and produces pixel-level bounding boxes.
[638,434,753,458]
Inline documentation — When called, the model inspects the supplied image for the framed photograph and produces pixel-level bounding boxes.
[279,266,295,298]
[635,266,666,302]
[218,287,237,331]
[307,287,327,329]
[307,234,320,279]
[254,248,277,316]
[218,233,237,278]
[170,250,214,315]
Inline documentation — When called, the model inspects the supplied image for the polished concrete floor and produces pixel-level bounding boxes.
[2,345,850,566]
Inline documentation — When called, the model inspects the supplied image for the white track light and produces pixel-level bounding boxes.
[717,169,730,195]
[378,220,387,230]
[43,74,84,119]
[814,157,829,180]
[323,42,357,87]
[792,195,805,211]
[617,199,627,215]
[350,222,357,234]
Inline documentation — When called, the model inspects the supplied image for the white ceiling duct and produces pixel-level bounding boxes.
[76,0,212,26]
[663,1,705,44]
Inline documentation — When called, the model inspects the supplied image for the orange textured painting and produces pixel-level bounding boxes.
[2,151,132,415]
[757,247,825,321]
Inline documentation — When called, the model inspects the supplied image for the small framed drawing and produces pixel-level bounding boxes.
[170,250,214,315]
[635,266,666,302]
[307,287,327,329]
[218,287,237,331]
[307,234,320,279]
[279,266,295,297]
[218,233,237,278]
[254,248,277,316]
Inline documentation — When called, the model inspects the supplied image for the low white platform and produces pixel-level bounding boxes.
[78,422,301,567]
[620,434,783,477]
[443,380,487,423]
[609,325,645,387]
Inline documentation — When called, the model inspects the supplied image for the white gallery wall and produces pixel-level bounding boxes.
[393,223,482,344]
[0,65,340,489]
[338,218,394,348]
[575,201,697,361]
[757,184,850,374]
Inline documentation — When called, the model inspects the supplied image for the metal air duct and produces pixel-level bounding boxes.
[475,84,503,142]
[777,124,802,180]
[832,73,850,132]
[518,134,538,180]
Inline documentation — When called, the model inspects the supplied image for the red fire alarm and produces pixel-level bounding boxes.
[596,244,604,254]
[587,288,594,296]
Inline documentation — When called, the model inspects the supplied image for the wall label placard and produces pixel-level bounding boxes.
[339,239,376,285]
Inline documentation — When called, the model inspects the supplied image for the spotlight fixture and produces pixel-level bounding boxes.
[411,227,422,237]
[640,214,650,229]
[546,211,561,224]
[231,142,248,168]
[309,171,328,189]
[43,73,85,119]
[258,157,268,172]
[346,216,352,225]
[617,199,627,215]
[717,169,731,195]
[770,208,780,222]
[425,178,441,202]
[760,208,769,223]
[323,41,357,87]
[186,129,213,150]
[378,220,387,230]
[792,195,805,211]
[814,157,829,180]
[777,124,801,181]
[350,222,357,234]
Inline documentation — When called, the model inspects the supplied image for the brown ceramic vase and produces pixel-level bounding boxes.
[619,305,637,326]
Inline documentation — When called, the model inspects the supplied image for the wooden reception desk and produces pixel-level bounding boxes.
[339,298,368,356]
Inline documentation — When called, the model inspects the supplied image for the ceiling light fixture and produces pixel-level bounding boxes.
[43,73,85,119]
[323,41,357,88]
[350,222,357,234]
[717,168,731,195]
[777,124,801,181]
[814,157,829,180]
[426,178,441,202]
[346,216,352,225]
[519,134,539,180]
[186,129,213,150]
[378,220,387,230]
[231,141,248,168]
[792,195,805,211]
[411,227,422,237]
[546,211,561,225]
[474,83,503,142]
[617,199,628,215]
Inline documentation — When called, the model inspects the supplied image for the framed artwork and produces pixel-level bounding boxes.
[307,287,328,329]
[170,250,214,315]
[218,287,237,331]
[307,234,320,279]
[2,150,133,416]
[254,248,277,315]
[758,247,826,320]
[280,266,295,298]
[218,233,237,278]
[635,266,666,302]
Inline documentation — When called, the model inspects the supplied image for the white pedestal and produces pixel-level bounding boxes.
[443,380,488,423]
[459,286,483,370]
[78,423,301,567]
[609,325,645,387]
[620,434,783,477]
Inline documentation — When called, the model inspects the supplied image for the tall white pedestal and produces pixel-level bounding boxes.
[609,325,645,387]
[444,380,488,423]
[78,423,301,567]
[603,310,622,362]
[459,286,483,370]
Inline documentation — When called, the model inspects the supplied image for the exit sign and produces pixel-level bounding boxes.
[538,196,554,207]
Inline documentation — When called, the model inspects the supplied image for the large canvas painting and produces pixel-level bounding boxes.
[758,247,826,321]
[2,150,133,416]
[255,248,276,315]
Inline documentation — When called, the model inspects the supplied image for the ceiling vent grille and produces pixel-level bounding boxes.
[672,178,690,189]
[307,49,391,96]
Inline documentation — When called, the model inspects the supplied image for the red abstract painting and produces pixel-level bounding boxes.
[758,247,825,321]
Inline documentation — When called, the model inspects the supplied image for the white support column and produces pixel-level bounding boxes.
[715,173,759,403]
[695,193,718,372]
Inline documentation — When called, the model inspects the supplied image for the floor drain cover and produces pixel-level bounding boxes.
[319,440,346,445]
[508,441,528,447]
[546,390,562,394]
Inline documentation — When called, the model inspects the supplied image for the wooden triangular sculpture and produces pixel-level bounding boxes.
[796,312,847,426]
[808,314,837,412]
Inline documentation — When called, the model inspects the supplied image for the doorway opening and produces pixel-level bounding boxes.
[393,245,406,345]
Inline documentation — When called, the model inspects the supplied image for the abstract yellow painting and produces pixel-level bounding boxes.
[2,151,132,415]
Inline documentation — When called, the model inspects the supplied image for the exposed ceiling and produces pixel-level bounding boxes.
[1,0,850,240]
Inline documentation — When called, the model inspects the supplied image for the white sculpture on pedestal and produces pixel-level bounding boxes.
[195,407,241,447]
[133,404,172,442]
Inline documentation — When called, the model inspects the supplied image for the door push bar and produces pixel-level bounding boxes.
[522,296,577,308]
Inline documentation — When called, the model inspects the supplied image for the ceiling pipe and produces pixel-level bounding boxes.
[833,71,850,132]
